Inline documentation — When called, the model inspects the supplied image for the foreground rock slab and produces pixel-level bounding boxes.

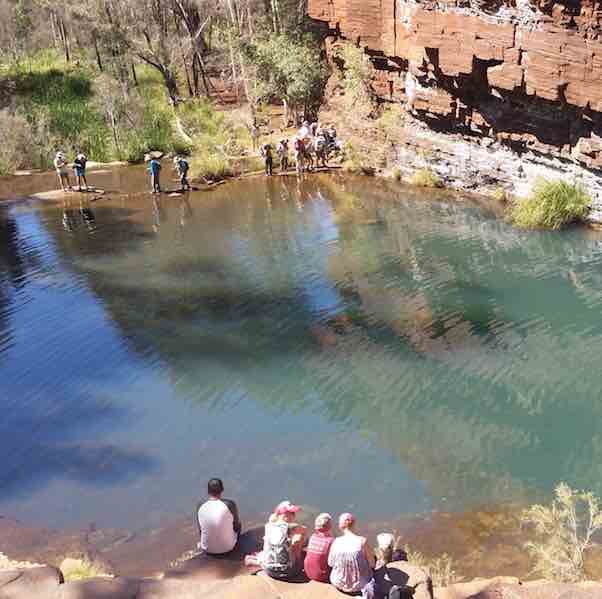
[3,560,602,599]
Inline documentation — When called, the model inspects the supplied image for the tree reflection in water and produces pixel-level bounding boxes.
[31,174,602,516]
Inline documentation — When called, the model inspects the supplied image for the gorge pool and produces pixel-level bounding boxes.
[2,167,602,538]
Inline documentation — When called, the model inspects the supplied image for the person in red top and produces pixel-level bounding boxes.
[304,512,335,583]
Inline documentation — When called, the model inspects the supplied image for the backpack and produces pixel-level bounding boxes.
[294,138,303,152]
[263,522,292,573]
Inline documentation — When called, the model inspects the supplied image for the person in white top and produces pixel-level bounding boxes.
[196,478,241,555]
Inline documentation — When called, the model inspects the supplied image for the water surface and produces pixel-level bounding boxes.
[2,169,602,533]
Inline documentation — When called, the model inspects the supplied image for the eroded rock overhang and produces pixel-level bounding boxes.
[308,0,602,170]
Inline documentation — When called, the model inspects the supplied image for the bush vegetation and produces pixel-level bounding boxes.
[522,483,602,582]
[60,557,110,582]
[333,42,376,117]
[245,33,329,125]
[511,179,591,230]
[412,168,443,188]
[0,0,327,176]
[404,545,462,587]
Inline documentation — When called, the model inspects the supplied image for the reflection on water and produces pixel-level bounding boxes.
[2,173,602,534]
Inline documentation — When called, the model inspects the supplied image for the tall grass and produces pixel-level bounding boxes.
[13,52,111,163]
[3,51,251,173]
[183,97,254,181]
[511,179,591,229]
[403,545,462,587]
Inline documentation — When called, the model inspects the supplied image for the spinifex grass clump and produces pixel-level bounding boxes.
[403,544,462,587]
[522,483,602,582]
[412,168,443,188]
[60,557,110,582]
[511,179,591,229]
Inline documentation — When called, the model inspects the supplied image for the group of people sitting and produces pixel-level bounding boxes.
[196,479,405,599]
[259,121,341,176]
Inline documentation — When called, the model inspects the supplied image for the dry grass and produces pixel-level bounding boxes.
[60,557,111,582]
[412,168,443,188]
[403,545,463,587]
[523,483,602,582]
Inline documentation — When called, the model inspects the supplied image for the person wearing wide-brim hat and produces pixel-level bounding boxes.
[54,151,72,192]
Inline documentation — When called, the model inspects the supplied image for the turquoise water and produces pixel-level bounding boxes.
[2,170,602,532]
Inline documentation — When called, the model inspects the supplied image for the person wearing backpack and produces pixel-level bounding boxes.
[149,157,162,193]
[262,501,307,580]
[73,150,88,192]
[174,155,190,191]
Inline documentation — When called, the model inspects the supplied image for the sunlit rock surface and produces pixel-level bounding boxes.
[309,0,602,210]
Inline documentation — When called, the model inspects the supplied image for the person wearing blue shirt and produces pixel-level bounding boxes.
[149,158,162,193]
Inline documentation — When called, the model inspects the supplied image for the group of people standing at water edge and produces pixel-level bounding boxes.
[259,120,341,176]
[149,155,190,193]
[54,151,89,192]
[196,478,406,599]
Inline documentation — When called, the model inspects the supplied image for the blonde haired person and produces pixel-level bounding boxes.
[304,512,335,583]
[54,151,71,192]
[328,513,376,598]
[262,501,307,580]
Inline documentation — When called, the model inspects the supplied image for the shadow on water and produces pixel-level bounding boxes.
[7,171,602,534]
[0,205,158,502]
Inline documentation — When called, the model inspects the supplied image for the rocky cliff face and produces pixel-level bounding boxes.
[309,0,602,203]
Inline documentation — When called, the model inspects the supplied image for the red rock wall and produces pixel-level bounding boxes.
[308,0,602,168]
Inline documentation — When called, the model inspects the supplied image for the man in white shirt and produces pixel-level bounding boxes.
[196,478,241,555]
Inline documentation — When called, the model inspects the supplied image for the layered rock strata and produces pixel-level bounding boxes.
[309,0,602,205]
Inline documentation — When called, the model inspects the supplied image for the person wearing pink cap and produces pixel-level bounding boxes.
[262,500,307,580]
[328,513,376,598]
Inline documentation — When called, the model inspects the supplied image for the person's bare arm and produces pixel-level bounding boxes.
[363,538,376,569]
[290,525,307,548]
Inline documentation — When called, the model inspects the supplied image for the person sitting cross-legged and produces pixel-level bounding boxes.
[304,512,335,583]
[196,478,241,555]
[262,501,307,580]
[329,513,376,598]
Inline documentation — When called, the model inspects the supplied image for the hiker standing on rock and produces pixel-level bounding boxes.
[261,143,274,176]
[73,150,88,192]
[174,156,190,191]
[149,157,162,193]
[277,139,289,172]
[294,137,305,174]
[54,151,71,192]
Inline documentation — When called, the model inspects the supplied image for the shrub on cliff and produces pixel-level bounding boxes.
[412,168,443,188]
[511,179,591,230]
[522,483,602,582]
[333,42,376,117]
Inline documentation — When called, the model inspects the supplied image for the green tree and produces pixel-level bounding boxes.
[246,34,328,125]
[333,42,376,117]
